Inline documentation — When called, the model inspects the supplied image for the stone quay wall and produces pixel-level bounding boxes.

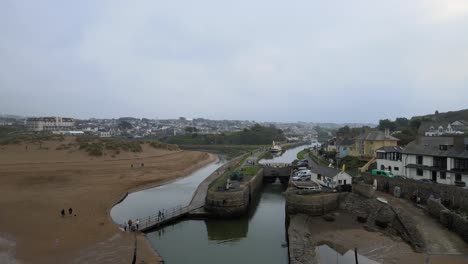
[361,173,468,210]
[427,198,468,243]
[285,191,347,216]
[205,168,264,217]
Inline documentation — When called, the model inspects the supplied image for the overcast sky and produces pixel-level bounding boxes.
[1,1,468,123]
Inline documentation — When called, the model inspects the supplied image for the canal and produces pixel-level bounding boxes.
[111,145,311,264]
[259,144,313,164]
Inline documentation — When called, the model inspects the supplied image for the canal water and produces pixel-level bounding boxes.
[111,145,310,264]
[147,183,288,264]
[111,159,226,225]
[258,144,313,164]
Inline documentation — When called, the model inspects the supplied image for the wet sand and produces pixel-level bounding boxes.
[0,139,216,264]
[289,212,468,264]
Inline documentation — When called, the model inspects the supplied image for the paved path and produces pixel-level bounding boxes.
[381,192,468,255]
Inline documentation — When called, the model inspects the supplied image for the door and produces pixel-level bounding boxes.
[432,171,437,182]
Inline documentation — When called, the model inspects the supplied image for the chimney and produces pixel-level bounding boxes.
[385,128,390,137]
[453,136,465,151]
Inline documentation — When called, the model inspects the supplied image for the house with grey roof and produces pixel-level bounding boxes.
[418,121,467,137]
[376,146,404,176]
[336,138,354,159]
[402,136,468,186]
[309,165,352,188]
[350,129,399,158]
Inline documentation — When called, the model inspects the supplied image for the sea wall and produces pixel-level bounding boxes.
[361,173,468,210]
[205,168,264,217]
[285,191,346,216]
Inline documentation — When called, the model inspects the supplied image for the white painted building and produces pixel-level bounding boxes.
[27,117,74,132]
[402,137,468,186]
[376,146,403,175]
[99,131,112,138]
[310,165,352,188]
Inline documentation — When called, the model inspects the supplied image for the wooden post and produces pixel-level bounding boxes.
[354,248,358,264]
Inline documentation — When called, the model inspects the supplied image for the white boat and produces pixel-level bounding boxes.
[269,141,282,153]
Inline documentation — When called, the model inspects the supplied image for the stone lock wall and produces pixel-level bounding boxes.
[285,192,346,216]
[205,168,264,217]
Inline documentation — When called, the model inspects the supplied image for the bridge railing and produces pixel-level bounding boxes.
[137,204,189,230]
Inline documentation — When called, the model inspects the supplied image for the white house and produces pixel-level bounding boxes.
[402,137,468,186]
[376,146,403,175]
[27,117,74,132]
[310,165,352,188]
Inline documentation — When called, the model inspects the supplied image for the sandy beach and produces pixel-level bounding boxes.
[0,138,216,264]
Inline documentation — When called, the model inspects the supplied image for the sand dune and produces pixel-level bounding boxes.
[0,139,215,264]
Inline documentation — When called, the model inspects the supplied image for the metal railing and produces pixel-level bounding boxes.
[138,204,190,230]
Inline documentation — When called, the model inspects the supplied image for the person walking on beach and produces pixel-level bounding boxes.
[158,210,161,220]
[136,219,140,230]
[128,219,133,231]
[124,222,127,232]
[68,208,73,216]
[60,209,65,217]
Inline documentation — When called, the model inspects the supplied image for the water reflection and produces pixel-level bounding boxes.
[316,244,379,264]
[147,183,289,264]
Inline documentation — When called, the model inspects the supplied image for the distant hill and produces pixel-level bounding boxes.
[412,109,468,123]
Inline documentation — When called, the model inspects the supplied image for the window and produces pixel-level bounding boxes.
[338,180,342,184]
[456,174,462,181]
[454,159,468,170]
[344,180,347,184]
[433,157,447,169]
[381,165,385,170]
[439,145,448,150]
[417,169,423,176]
[394,167,399,171]
[317,174,321,180]
[416,155,423,165]
[440,172,446,179]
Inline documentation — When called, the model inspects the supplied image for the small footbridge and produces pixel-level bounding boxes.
[139,204,197,232]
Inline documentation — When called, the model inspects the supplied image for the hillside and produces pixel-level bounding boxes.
[412,109,468,123]
[164,124,286,145]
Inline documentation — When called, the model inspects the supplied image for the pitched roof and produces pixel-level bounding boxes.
[403,136,468,158]
[376,146,403,153]
[356,131,399,141]
[336,138,354,147]
[418,121,450,134]
[310,165,341,178]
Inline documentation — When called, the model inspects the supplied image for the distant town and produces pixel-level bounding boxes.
[0,115,372,140]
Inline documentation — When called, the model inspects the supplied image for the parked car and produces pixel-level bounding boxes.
[293,170,311,177]
[418,178,435,184]
[296,162,308,167]
[292,174,311,181]
[371,169,394,178]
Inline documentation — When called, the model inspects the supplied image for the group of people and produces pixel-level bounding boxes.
[130,163,145,168]
[124,218,140,232]
[60,207,74,217]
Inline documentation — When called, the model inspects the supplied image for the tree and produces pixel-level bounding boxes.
[118,121,133,130]
[184,127,198,133]
[394,117,409,129]
[435,110,439,115]
[378,119,397,131]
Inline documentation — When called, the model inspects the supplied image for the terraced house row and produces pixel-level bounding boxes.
[376,136,468,187]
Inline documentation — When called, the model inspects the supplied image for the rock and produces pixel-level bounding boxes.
[375,205,395,229]
[323,214,335,222]
[440,209,453,229]
[356,211,368,223]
